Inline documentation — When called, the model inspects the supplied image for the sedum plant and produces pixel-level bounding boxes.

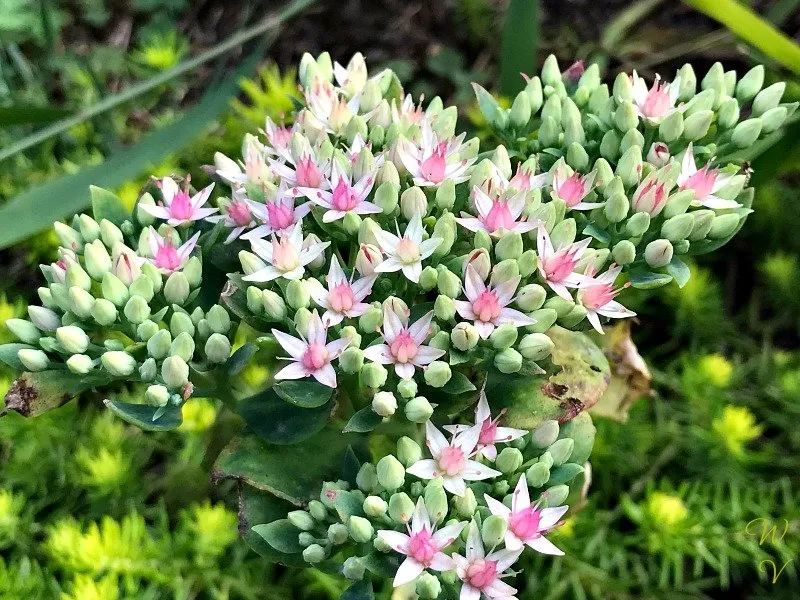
[0,51,790,599]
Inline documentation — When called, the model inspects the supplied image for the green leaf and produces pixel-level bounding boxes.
[583,223,610,245]
[547,463,585,485]
[343,407,382,433]
[226,342,258,376]
[237,388,331,445]
[0,343,36,370]
[0,105,71,125]
[472,83,501,126]
[362,552,403,579]
[499,0,539,96]
[274,379,334,408]
[104,400,183,431]
[333,489,365,522]
[237,485,305,566]
[666,256,691,288]
[341,580,374,600]
[342,445,362,488]
[442,370,478,395]
[251,519,303,554]
[689,188,754,255]
[627,270,673,289]
[89,185,128,226]
[214,428,361,505]
[2,370,87,417]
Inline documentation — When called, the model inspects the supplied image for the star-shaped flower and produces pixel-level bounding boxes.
[146,228,200,274]
[578,264,636,334]
[677,143,741,210]
[309,255,376,326]
[536,227,593,301]
[451,521,522,600]
[243,224,329,282]
[456,187,540,237]
[140,177,217,226]
[374,213,441,283]
[444,391,527,461]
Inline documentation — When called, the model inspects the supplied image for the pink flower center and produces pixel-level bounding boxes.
[296,156,322,188]
[581,282,616,311]
[395,237,421,264]
[641,79,672,119]
[266,202,295,231]
[331,180,360,211]
[472,290,501,323]
[301,343,329,371]
[154,243,181,271]
[437,446,466,477]
[633,181,668,214]
[170,191,194,221]
[558,174,587,206]
[269,127,292,150]
[509,168,533,191]
[228,200,252,226]
[329,282,355,313]
[421,148,447,184]
[509,507,542,541]
[389,330,418,363]
[681,167,717,200]
[543,250,580,283]
[408,528,438,565]
[465,559,498,589]
[484,200,515,232]
[479,418,499,446]
[271,237,300,272]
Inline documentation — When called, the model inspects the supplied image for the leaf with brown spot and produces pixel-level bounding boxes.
[2,371,87,417]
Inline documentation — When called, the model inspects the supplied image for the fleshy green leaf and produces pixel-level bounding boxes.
[472,82,501,126]
[237,388,331,445]
[90,185,128,226]
[547,463,585,485]
[442,370,478,395]
[342,445,362,488]
[104,400,183,431]
[0,343,36,371]
[343,407,382,433]
[226,342,258,376]
[274,379,334,408]
[333,489,365,522]
[666,256,691,288]
[628,270,674,289]
[341,579,374,600]
[251,519,303,554]
[2,370,88,417]
[583,223,610,244]
[362,552,403,579]
[237,485,305,566]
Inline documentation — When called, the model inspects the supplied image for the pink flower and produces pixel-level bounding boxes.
[271,310,350,388]
[292,163,380,223]
[146,228,200,274]
[406,422,501,497]
[631,71,682,124]
[309,255,376,326]
[398,121,475,187]
[484,476,569,554]
[457,187,540,237]
[507,163,548,193]
[264,117,293,153]
[552,165,602,211]
[631,175,670,216]
[362,306,445,380]
[451,521,522,600]
[269,145,330,190]
[304,79,362,132]
[140,177,218,226]
[647,142,671,167]
[243,224,330,282]
[677,144,740,210]
[454,265,536,339]
[444,391,527,461]
[536,227,593,300]
[206,191,261,243]
[377,498,467,587]
[374,213,442,283]
[579,265,636,334]
[391,94,426,127]
[242,187,313,241]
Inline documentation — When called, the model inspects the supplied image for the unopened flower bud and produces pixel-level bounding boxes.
[124,296,151,324]
[677,64,697,101]
[284,279,309,310]
[358,218,382,247]
[288,510,315,531]
[372,391,398,417]
[339,347,364,374]
[644,239,674,268]
[54,221,83,251]
[307,500,326,522]
[397,436,422,468]
[363,496,388,517]
[137,357,156,381]
[416,572,442,599]
[389,493,415,524]
[28,305,61,332]
[736,65,764,102]
[162,355,189,388]
[490,323,518,350]
[689,209,715,241]
[494,231,523,261]
[519,333,554,361]
[101,272,129,307]
[434,295,456,322]
[82,240,111,281]
[6,319,41,344]
[375,161,400,187]
[328,523,349,545]
[77,214,100,242]
[526,461,551,487]
[491,145,512,179]
[422,479,447,524]
[752,82,785,117]
[101,351,137,376]
[625,212,651,237]
[135,192,156,226]
[661,214,695,242]
[515,284,546,312]
[359,306,383,334]
[658,111,684,142]
[65,261,91,292]
[238,251,266,276]
[424,361,451,388]
[205,333,231,363]
[179,256,200,288]
[170,332,195,362]
[731,118,762,148]
[454,488,477,518]
[548,438,575,466]
[348,516,374,543]
[66,353,94,375]
[56,325,89,354]
[362,362,388,388]
[615,101,639,133]
[255,289,285,321]
[340,326,361,349]
[129,276,154,303]
[343,556,366,581]
[19,348,50,371]
[610,240,636,266]
[450,322,478,351]
[646,142,670,167]
[432,212,457,259]
[491,259,520,284]
[708,213,741,239]
[616,146,642,188]
[164,272,191,305]
[376,454,405,491]
[683,110,713,141]
[546,484,570,506]
[496,447,524,474]
[401,186,427,220]
[599,130,621,162]
[97,220,122,249]
[356,463,378,493]
[383,296,408,320]
[355,244,382,276]
[303,544,326,564]
[435,179,456,210]
[482,514,508,547]
[494,348,523,373]
[342,212,362,236]
[405,396,434,423]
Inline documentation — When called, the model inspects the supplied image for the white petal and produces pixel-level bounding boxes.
[433,522,467,548]
[539,505,569,531]
[408,311,434,344]
[413,345,446,365]
[406,459,438,480]
[464,264,486,301]
[376,530,410,554]
[362,344,393,364]
[460,584,481,600]
[429,552,457,572]
[425,421,450,456]
[393,557,425,587]
[512,474,530,513]
[462,460,501,481]
[493,426,528,444]
[395,362,416,380]
[312,363,337,388]
[526,534,564,556]
[402,261,423,283]
[441,476,466,497]
[484,494,512,518]
[274,361,308,380]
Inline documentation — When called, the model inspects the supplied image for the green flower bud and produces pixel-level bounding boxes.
[689,210,715,241]
[616,146,642,188]
[170,332,195,362]
[37,287,55,309]
[344,115,367,143]
[612,71,633,102]
[328,523,349,545]
[474,228,493,252]
[140,262,162,293]
[416,572,442,599]
[685,88,715,116]
[203,305,229,335]
[282,279,308,310]
[372,391,398,417]
[683,110,714,141]
[465,248,492,280]
[142,384,170,406]
[343,556,366,581]
[101,272,129,307]
[101,351,136,377]
[348,516,374,543]
[545,484,570,506]
[65,261,91,292]
[419,266,438,291]
[518,333,554,361]
[359,306,382,334]
[99,219,123,248]
[258,289,286,321]
[162,355,189,388]
[492,259,520,284]
[541,93,562,124]
[496,447,524,474]
[77,214,100,242]
[177,257,199,290]
[6,319,41,344]
[675,64,696,101]
[509,91,532,129]
[123,296,151,325]
[405,396,434,423]
[530,421,559,449]
[377,454,405,490]
[518,249,538,277]
[609,240,635,266]
[83,241,111,281]
[358,217,382,247]
[139,357,157,381]
[342,212,362,236]
[393,378,416,400]
[491,145,512,179]
[389,492,416,524]
[559,303,588,328]
[736,65,764,102]
[620,129,644,155]
[339,347,364,374]
[400,186,427,220]
[490,323,518,350]
[19,348,50,371]
[602,190,628,223]
[548,438,575,466]
[164,272,191,305]
[526,462,551,487]
[27,306,59,332]
[376,161,400,187]
[239,251,266,276]
[245,286,262,314]
[135,192,156,226]
[433,180,457,212]
[708,213,741,239]
[731,118,763,148]
[524,75,543,112]
[656,111,684,143]
[308,500,326,522]
[716,96,741,130]
[661,214,695,242]
[87,298,115,327]
[482,514,508,548]
[549,218,577,249]
[53,221,82,250]
[761,106,788,134]
[625,212,651,237]
[167,313,193,340]
[421,479,447,524]
[66,354,94,375]
[495,231,523,261]
[450,322,479,351]
[599,130,621,162]
[527,308,558,333]
[752,82,785,117]
[433,295,456,322]
[104,339,124,351]
[662,189,695,218]
[644,239,674,268]
[431,211,457,260]
[362,362,388,388]
[537,116,561,148]
[56,325,89,354]
[363,496,388,518]
[437,267,462,299]
[494,348,523,373]
[614,101,638,133]
[424,361,451,388]
[288,510,315,531]
[451,489,475,520]
[205,333,231,363]
[356,463,378,493]
[543,296,574,320]
[128,276,154,303]
[303,544,326,564]
[298,532,315,547]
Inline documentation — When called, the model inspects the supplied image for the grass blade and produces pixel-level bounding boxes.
[499,0,539,97]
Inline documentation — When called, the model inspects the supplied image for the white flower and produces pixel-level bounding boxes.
[398,120,475,187]
[292,162,380,223]
[362,306,444,380]
[271,310,350,388]
[241,186,312,241]
[444,391,527,461]
[484,475,568,554]
[631,71,683,125]
[406,422,501,497]
[536,227,593,301]
[205,189,261,243]
[677,143,740,210]
[551,164,602,211]
[139,177,217,226]
[456,187,540,238]
[578,265,636,334]
[310,255,376,326]
[243,223,329,282]
[377,498,467,587]
[146,228,200,274]
[374,213,441,283]
[451,521,522,600]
